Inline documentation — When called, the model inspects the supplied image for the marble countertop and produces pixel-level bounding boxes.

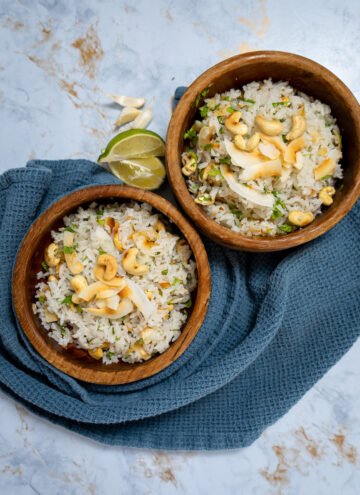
[0,0,360,493]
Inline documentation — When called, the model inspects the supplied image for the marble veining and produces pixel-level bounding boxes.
[0,0,360,493]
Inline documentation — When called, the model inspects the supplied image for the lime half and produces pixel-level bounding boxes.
[108,157,166,190]
[98,129,165,163]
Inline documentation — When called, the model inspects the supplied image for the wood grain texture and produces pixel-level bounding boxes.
[166,51,360,252]
[12,185,211,385]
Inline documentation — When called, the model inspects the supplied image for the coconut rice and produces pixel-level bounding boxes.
[181,79,343,236]
[34,202,197,364]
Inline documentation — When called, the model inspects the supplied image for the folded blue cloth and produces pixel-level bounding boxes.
[0,154,359,449]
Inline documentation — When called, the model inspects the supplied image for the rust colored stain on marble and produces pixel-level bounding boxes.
[260,445,289,485]
[295,427,321,459]
[3,17,25,31]
[331,431,357,464]
[59,80,79,98]
[238,0,270,38]
[72,26,104,79]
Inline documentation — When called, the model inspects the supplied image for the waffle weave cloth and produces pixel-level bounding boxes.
[0,156,359,450]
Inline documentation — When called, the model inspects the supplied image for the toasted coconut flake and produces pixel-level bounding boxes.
[123,279,156,321]
[224,139,267,168]
[258,141,280,159]
[259,134,287,154]
[284,137,306,164]
[85,298,134,319]
[220,165,275,208]
[314,158,335,180]
[239,159,282,181]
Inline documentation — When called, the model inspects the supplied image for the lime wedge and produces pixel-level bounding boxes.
[98,129,165,163]
[108,157,166,190]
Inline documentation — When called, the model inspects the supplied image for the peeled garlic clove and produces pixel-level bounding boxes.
[132,107,153,129]
[114,107,141,127]
[105,93,145,108]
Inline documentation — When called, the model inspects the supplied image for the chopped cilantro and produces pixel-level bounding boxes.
[158,288,163,296]
[208,166,221,177]
[217,116,224,125]
[272,101,290,107]
[107,351,115,359]
[321,175,332,181]
[223,96,231,101]
[76,305,83,314]
[184,127,197,140]
[271,192,286,220]
[243,98,255,104]
[96,209,103,216]
[62,246,75,254]
[230,208,244,220]
[226,107,235,114]
[199,105,209,118]
[59,325,67,337]
[98,248,106,255]
[278,224,294,233]
[38,295,46,303]
[219,156,231,165]
[203,143,212,151]
[96,217,105,226]
[172,277,182,285]
[64,226,76,233]
[61,295,72,306]
[161,269,168,275]
[41,261,49,272]
[184,299,192,308]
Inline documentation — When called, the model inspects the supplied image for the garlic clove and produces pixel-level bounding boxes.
[105,93,145,108]
[114,107,141,127]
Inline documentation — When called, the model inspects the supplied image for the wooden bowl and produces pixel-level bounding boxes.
[166,51,360,251]
[12,185,211,385]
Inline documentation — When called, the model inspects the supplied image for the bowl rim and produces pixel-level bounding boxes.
[12,184,211,385]
[166,50,360,251]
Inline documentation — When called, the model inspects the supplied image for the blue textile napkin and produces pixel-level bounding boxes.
[0,94,359,449]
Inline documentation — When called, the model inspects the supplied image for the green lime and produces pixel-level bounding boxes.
[108,157,166,190]
[98,129,165,163]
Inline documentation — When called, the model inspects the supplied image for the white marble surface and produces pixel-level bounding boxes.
[0,0,360,493]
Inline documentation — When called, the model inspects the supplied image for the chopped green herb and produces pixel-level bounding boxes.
[226,107,235,114]
[158,288,163,296]
[217,116,224,125]
[219,127,224,134]
[41,261,49,272]
[321,175,332,181]
[223,96,231,101]
[98,248,106,255]
[172,277,182,286]
[161,269,168,275]
[64,226,76,233]
[184,127,197,140]
[59,325,67,337]
[96,218,105,226]
[76,305,83,314]
[96,209,103,216]
[199,105,209,118]
[208,166,221,177]
[219,156,231,165]
[271,192,286,220]
[72,224,78,229]
[230,208,244,220]
[184,299,192,308]
[38,295,46,303]
[107,351,115,359]
[61,295,72,306]
[272,101,290,107]
[203,143,212,151]
[189,182,199,194]
[193,87,210,108]
[136,338,145,346]
[243,98,255,104]
[278,224,294,233]
[62,246,75,254]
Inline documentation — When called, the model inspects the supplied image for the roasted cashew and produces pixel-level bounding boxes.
[122,247,149,276]
[319,186,336,205]
[96,253,118,281]
[286,115,306,141]
[198,126,213,147]
[234,132,260,152]
[44,243,61,267]
[224,111,248,135]
[288,210,314,227]
[181,151,198,176]
[255,115,283,136]
[70,275,88,304]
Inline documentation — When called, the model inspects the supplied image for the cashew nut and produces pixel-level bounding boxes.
[96,253,118,281]
[88,347,103,360]
[93,265,124,287]
[181,151,197,176]
[122,247,149,276]
[314,158,335,181]
[234,132,260,152]
[224,111,248,135]
[44,243,61,267]
[255,115,283,136]
[86,298,134,319]
[319,186,336,205]
[104,217,116,232]
[63,231,83,275]
[286,115,306,141]
[70,275,88,304]
[133,232,157,253]
[194,193,215,206]
[288,210,314,227]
